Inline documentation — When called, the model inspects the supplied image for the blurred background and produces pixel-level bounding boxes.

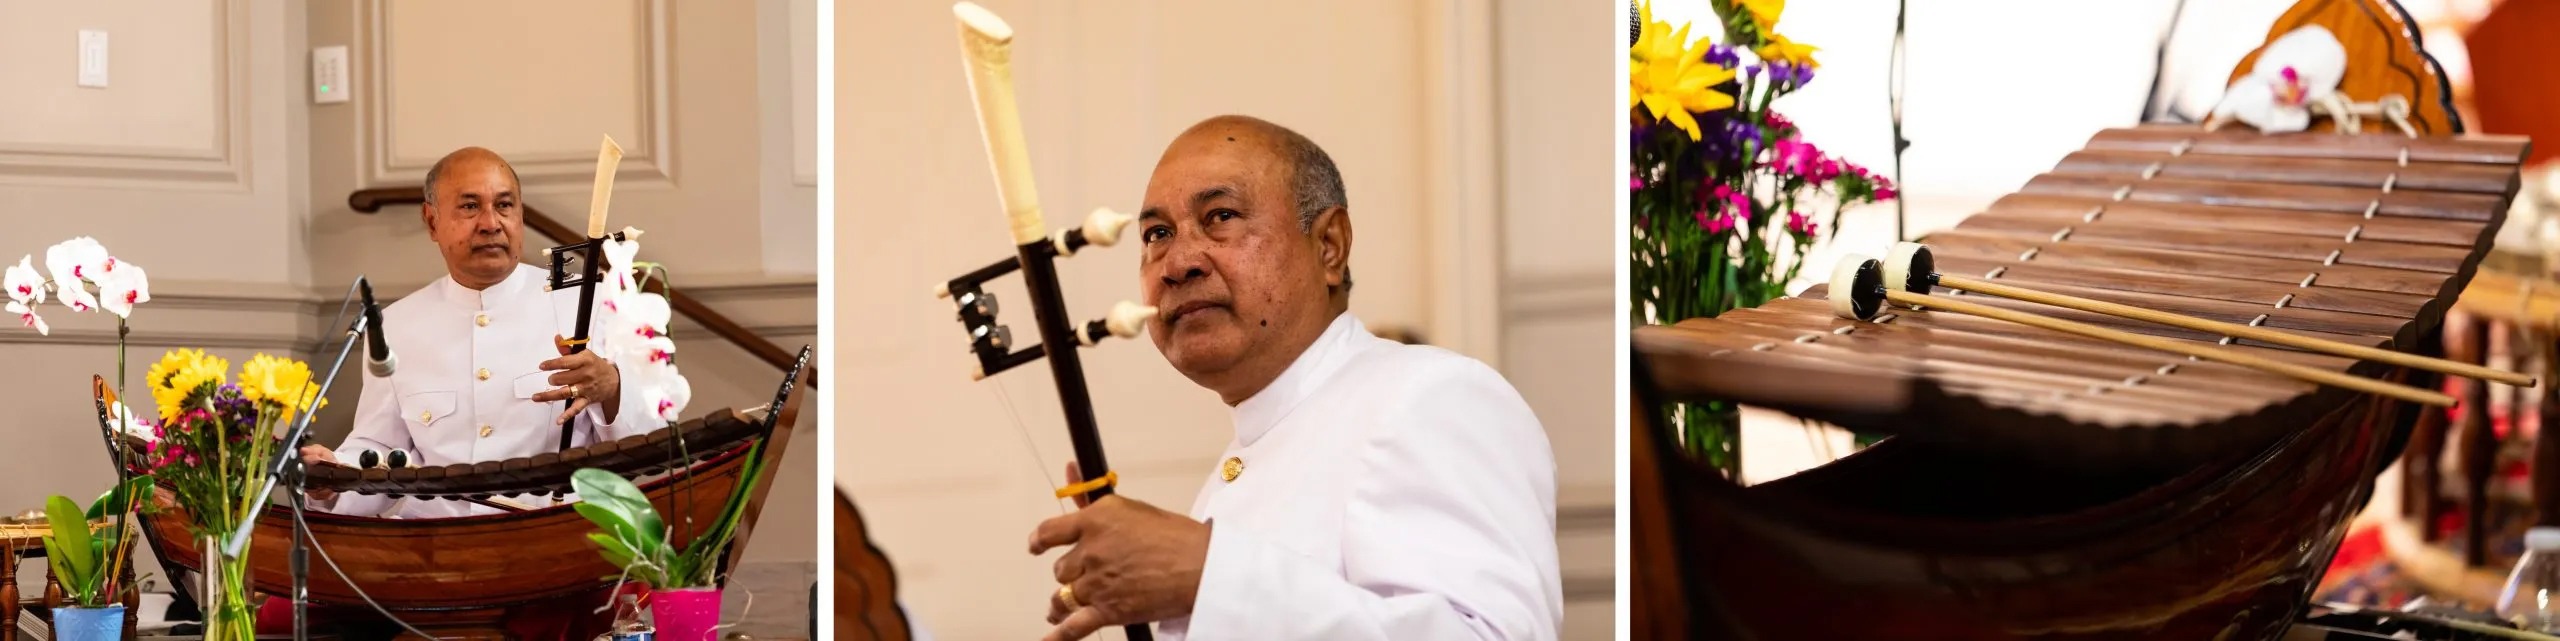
[833,0,1614,638]
[0,0,818,635]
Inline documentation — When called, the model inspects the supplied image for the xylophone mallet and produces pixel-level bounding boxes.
[1830,256,2456,407]
[1877,242,2536,387]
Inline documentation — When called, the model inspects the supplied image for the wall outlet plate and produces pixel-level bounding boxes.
[77,30,108,88]
[313,45,350,104]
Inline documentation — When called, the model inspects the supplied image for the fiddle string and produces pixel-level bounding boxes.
[988,374,1071,515]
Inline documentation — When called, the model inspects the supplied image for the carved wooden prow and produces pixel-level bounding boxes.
[832,489,912,641]
[2224,0,2461,136]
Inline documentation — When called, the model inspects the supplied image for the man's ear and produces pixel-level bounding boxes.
[1314,206,1352,288]
[419,202,437,235]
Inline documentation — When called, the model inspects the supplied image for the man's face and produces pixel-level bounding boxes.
[1138,129,1332,390]
[421,156,524,288]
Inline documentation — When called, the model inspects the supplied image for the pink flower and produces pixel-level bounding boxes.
[1710,184,1752,223]
[1787,211,1818,236]
[1770,138,1823,177]
[1696,208,1735,234]
[1630,175,1645,190]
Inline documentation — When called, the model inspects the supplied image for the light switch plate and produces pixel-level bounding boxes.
[77,30,108,88]
[312,45,350,104]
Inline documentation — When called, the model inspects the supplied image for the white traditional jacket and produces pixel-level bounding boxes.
[323,263,665,518]
[1158,313,1562,640]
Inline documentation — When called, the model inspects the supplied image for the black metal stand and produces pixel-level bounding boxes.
[223,296,368,641]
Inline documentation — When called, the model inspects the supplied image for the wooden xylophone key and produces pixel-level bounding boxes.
[1829,256,2456,406]
[1973,193,2488,247]
[1880,242,2535,387]
[1925,255,2433,319]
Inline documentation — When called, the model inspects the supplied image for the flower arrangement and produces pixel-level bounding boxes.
[137,349,326,641]
[1629,0,1895,478]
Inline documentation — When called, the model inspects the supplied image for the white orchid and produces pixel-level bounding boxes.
[7,238,150,333]
[45,240,104,314]
[603,233,643,298]
[588,229,689,422]
[106,401,156,441]
[2208,26,2348,134]
[5,257,48,335]
[97,262,149,319]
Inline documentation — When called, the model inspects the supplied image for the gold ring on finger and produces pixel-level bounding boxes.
[1057,583,1078,607]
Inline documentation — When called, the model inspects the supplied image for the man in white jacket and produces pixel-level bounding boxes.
[299,147,667,518]
[1031,116,1562,640]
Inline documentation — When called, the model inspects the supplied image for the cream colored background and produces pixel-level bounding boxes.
[834,1,1614,639]
[1,0,818,635]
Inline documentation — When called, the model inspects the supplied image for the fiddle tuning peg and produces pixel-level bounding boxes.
[1081,207,1135,247]
[1079,300,1159,346]
[1107,300,1155,338]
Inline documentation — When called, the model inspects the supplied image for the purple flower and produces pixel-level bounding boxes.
[1702,44,1741,68]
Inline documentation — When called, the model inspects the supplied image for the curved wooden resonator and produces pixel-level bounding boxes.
[2224,0,2460,136]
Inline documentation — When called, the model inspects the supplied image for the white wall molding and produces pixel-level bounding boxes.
[1421,0,1507,367]
[357,0,676,189]
[0,0,253,190]
[1503,268,1612,322]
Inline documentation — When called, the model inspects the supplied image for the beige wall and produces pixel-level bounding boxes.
[833,1,1614,638]
[0,0,314,591]
[0,0,818,628]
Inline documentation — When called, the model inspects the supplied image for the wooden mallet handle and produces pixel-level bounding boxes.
[1889,289,2455,407]
[1935,273,2535,387]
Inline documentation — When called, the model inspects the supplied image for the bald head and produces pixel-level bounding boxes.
[1175,116,1347,232]
[1138,115,1355,404]
[419,147,526,290]
[422,147,521,206]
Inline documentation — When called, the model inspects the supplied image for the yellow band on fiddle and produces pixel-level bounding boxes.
[557,338,590,347]
[1054,470,1117,499]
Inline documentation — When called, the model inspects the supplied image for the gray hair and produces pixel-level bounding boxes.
[1272,126,1348,232]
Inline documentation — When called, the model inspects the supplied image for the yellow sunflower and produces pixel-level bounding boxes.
[145,348,227,422]
[1632,0,1738,141]
[1756,32,1820,69]
[239,353,325,417]
[1730,0,1785,40]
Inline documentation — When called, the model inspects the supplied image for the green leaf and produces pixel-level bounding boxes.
[574,502,655,560]
[88,475,155,521]
[43,496,96,589]
[41,537,76,596]
[571,469,664,541]
[587,531,638,568]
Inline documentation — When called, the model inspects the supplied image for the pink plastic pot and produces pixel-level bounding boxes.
[652,587,723,641]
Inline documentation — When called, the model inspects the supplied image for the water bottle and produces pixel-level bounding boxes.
[2497,526,2560,631]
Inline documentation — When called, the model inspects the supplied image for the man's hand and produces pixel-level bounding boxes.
[534,334,621,425]
[1030,462,1211,641]
[298,445,341,501]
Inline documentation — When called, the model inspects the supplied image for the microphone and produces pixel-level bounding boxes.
[360,278,398,377]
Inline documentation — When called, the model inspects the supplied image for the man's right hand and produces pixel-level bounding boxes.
[299,445,341,501]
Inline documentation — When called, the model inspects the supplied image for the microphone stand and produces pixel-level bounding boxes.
[222,301,368,641]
